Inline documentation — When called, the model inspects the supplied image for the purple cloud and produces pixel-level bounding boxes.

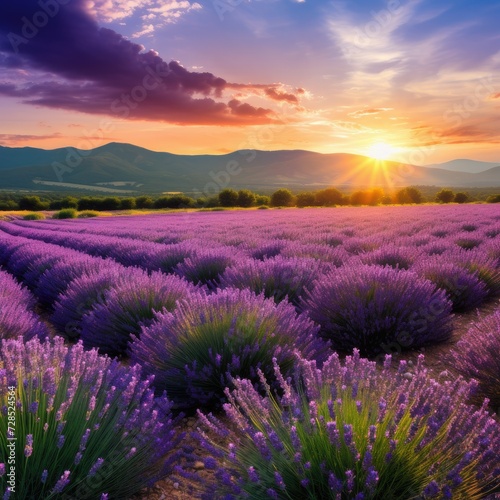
[0,0,301,125]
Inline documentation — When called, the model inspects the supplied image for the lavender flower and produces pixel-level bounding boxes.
[301,264,453,356]
[195,350,500,499]
[130,287,326,409]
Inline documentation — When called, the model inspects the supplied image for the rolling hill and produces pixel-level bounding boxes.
[0,143,498,193]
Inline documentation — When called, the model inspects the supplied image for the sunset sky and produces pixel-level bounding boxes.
[0,0,499,163]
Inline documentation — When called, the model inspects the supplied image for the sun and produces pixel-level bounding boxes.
[367,142,395,161]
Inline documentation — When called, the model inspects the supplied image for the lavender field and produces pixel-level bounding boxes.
[1,205,499,499]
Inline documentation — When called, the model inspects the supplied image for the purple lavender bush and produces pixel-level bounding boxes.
[359,245,417,269]
[129,288,326,410]
[35,255,110,308]
[174,247,239,289]
[0,270,49,341]
[412,259,489,312]
[196,351,500,499]
[80,272,198,356]
[301,265,453,356]
[220,256,324,306]
[51,264,131,341]
[446,310,500,410]
[0,337,181,499]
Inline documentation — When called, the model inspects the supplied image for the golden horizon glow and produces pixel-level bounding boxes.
[367,142,397,161]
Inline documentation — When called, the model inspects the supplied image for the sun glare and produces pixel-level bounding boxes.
[367,142,395,161]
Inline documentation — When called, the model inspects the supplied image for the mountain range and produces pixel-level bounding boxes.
[0,143,498,194]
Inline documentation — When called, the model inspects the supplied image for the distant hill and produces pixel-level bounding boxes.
[423,159,499,173]
[0,143,498,193]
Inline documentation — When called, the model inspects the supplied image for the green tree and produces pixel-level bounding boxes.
[271,188,294,207]
[18,196,49,211]
[396,187,424,204]
[435,189,455,203]
[237,189,256,208]
[315,188,343,206]
[296,192,316,207]
[255,195,270,206]
[454,192,469,204]
[135,196,154,209]
[99,197,122,211]
[218,188,239,207]
[120,198,136,209]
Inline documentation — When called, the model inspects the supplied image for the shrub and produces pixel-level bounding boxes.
[0,270,49,341]
[35,256,109,308]
[129,288,326,410]
[53,208,77,219]
[51,264,130,340]
[196,351,500,499]
[99,197,122,211]
[174,247,239,288]
[301,265,453,356]
[446,310,500,411]
[80,272,197,356]
[154,195,195,209]
[486,194,500,203]
[23,212,45,220]
[359,245,416,269]
[220,256,324,307]
[412,259,488,312]
[270,189,294,207]
[445,248,500,297]
[77,210,100,218]
[0,337,181,499]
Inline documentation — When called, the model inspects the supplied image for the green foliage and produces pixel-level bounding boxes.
[77,210,100,218]
[18,196,49,211]
[0,200,18,211]
[134,195,154,209]
[218,188,239,207]
[49,196,79,210]
[154,195,195,209]
[487,194,500,203]
[435,189,455,203]
[237,189,256,208]
[53,208,78,219]
[395,187,424,204]
[23,212,45,220]
[99,197,122,211]
[350,188,384,206]
[454,192,469,204]
[255,195,271,206]
[296,192,316,207]
[120,197,136,209]
[315,187,344,206]
[271,188,294,207]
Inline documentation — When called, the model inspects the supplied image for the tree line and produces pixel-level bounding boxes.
[0,187,499,212]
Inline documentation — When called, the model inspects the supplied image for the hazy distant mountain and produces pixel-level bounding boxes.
[0,143,498,193]
[424,159,499,173]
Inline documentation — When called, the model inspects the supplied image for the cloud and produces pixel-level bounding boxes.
[131,24,155,38]
[349,107,393,118]
[0,133,63,145]
[0,0,302,126]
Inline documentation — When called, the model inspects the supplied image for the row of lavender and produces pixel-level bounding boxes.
[1,205,499,498]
